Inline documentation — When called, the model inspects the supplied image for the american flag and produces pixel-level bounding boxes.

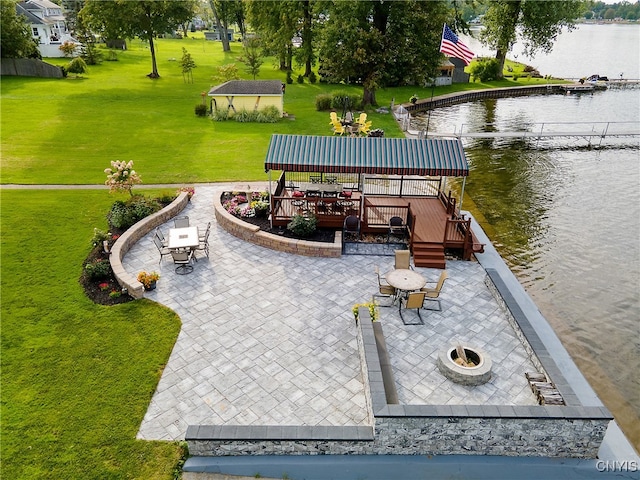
[440,24,474,65]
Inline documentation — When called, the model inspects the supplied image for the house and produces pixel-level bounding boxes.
[207,80,284,117]
[17,0,78,58]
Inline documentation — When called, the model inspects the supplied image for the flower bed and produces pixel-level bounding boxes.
[221,191,336,243]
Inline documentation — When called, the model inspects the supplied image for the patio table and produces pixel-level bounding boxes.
[385,269,426,296]
[168,226,199,250]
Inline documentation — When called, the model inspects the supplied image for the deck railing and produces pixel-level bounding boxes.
[362,202,410,230]
[271,196,361,228]
[362,176,442,197]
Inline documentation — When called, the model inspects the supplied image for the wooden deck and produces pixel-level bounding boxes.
[364,195,481,268]
[270,187,483,268]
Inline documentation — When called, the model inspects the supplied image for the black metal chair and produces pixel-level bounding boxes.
[387,216,407,243]
[343,215,360,241]
[171,250,194,274]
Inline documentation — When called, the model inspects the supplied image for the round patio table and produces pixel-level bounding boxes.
[385,269,426,292]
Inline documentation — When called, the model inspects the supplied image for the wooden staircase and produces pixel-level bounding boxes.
[412,241,446,269]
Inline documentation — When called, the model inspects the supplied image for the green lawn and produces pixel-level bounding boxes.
[0,190,183,479]
[0,36,558,479]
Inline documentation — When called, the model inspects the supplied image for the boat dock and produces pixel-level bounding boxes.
[408,121,640,145]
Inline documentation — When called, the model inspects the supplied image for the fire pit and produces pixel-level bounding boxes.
[437,345,492,386]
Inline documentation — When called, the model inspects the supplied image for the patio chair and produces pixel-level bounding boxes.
[343,215,360,242]
[387,216,407,243]
[399,291,426,325]
[332,122,346,135]
[198,222,211,241]
[171,249,194,275]
[156,227,168,246]
[195,227,210,259]
[420,271,448,311]
[356,112,367,125]
[373,266,396,306]
[358,120,372,136]
[153,234,172,264]
[174,216,190,228]
[329,111,339,124]
[394,249,413,270]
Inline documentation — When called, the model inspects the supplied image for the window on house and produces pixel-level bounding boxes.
[32,27,39,36]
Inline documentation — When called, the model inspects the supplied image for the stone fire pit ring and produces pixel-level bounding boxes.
[437,345,492,386]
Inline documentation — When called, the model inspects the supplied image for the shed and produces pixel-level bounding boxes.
[207,80,284,117]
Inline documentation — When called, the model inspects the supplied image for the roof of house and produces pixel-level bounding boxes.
[264,135,469,177]
[208,80,283,96]
[16,3,42,24]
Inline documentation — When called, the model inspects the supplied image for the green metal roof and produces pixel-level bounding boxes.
[264,135,469,177]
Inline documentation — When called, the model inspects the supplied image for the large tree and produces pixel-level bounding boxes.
[246,0,321,75]
[318,0,448,106]
[81,0,196,78]
[481,0,585,78]
[0,0,40,59]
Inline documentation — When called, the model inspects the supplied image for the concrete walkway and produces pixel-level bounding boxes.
[122,185,538,441]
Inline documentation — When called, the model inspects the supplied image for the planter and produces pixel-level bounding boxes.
[144,281,157,291]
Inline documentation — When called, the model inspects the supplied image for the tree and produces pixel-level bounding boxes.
[0,0,40,59]
[246,0,299,72]
[318,0,448,106]
[208,0,230,52]
[238,36,263,79]
[66,56,87,76]
[81,0,196,78]
[480,0,585,78]
[180,47,196,83]
[104,160,142,196]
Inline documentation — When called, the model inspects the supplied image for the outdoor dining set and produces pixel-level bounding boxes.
[374,250,448,325]
[153,216,210,274]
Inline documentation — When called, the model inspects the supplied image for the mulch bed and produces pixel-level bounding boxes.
[241,215,336,243]
[222,191,336,243]
[80,228,134,306]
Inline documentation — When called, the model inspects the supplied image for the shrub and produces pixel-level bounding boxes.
[315,94,333,111]
[212,109,229,121]
[352,301,379,322]
[107,200,132,229]
[85,259,111,280]
[286,70,293,84]
[59,41,77,58]
[297,74,304,84]
[91,228,111,247]
[331,91,362,110]
[308,71,317,84]
[104,160,142,196]
[234,109,257,123]
[107,196,162,230]
[287,214,317,237]
[470,58,501,82]
[195,104,208,117]
[257,105,280,123]
[67,57,87,75]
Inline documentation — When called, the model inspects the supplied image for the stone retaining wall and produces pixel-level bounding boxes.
[110,192,189,299]
[213,193,342,257]
[186,304,612,459]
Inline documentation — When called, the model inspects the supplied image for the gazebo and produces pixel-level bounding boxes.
[264,134,481,267]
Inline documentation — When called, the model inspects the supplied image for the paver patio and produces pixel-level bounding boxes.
[122,185,537,442]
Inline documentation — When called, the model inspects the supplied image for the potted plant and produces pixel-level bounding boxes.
[409,94,418,104]
[137,271,160,291]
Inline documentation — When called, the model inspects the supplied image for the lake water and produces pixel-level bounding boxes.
[412,24,640,452]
